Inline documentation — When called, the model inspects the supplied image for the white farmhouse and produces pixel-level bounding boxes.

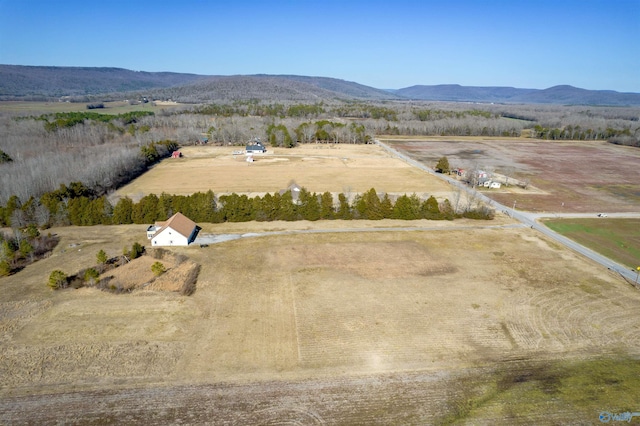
[246,140,267,154]
[147,212,199,247]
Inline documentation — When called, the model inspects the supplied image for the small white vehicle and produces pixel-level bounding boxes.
[597,213,608,217]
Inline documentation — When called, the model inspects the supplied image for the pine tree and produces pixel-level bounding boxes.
[320,192,335,219]
[84,268,100,285]
[151,261,166,276]
[113,197,134,224]
[435,156,450,174]
[48,270,67,290]
[299,189,320,221]
[96,249,108,264]
[422,195,442,220]
[393,194,421,220]
[336,193,352,220]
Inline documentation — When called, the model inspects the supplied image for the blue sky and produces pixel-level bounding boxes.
[0,0,638,92]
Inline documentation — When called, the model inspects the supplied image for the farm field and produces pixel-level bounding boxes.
[2,221,640,423]
[383,136,640,213]
[543,218,640,270]
[0,100,182,115]
[115,144,453,200]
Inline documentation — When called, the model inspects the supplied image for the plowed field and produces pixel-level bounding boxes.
[384,136,640,213]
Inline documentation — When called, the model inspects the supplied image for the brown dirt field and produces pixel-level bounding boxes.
[116,144,452,199]
[2,222,640,423]
[383,136,640,213]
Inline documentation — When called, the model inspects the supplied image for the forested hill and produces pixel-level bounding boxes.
[2,65,639,105]
[0,65,209,99]
[394,84,640,106]
[147,75,401,103]
[0,65,400,102]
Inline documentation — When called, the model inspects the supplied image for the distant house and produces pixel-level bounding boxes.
[246,140,267,154]
[147,212,199,247]
[279,182,302,204]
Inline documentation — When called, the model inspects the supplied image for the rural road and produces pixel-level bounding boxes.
[196,222,526,245]
[375,140,640,284]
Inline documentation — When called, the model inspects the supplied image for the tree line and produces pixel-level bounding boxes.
[0,185,493,230]
[531,124,633,141]
[2,101,637,209]
[36,110,155,132]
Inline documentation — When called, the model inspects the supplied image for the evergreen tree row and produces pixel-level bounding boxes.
[0,186,493,229]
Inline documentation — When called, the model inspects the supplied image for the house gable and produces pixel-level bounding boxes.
[149,212,199,246]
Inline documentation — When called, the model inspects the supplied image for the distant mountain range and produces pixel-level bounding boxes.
[1,65,639,106]
[393,84,640,106]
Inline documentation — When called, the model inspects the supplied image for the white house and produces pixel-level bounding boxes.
[147,212,199,247]
[246,140,267,154]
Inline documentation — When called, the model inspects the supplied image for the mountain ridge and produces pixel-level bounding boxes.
[1,65,639,106]
[393,84,640,106]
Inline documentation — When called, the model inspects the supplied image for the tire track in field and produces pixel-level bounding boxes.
[505,285,640,352]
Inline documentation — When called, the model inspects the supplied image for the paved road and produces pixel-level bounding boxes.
[375,140,640,284]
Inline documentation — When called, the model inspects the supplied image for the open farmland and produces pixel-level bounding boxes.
[384,136,640,213]
[0,100,183,115]
[543,218,640,269]
[116,144,452,199]
[2,220,640,423]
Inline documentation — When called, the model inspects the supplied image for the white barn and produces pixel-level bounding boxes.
[147,212,199,247]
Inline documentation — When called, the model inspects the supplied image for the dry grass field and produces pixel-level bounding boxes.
[2,141,640,423]
[2,219,640,423]
[0,100,182,115]
[384,136,640,213]
[116,144,452,200]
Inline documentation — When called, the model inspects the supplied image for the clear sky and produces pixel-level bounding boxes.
[0,0,638,92]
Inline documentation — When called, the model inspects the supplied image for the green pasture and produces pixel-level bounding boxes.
[440,355,640,424]
[543,218,640,270]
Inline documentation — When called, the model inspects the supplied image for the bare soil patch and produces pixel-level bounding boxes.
[383,136,640,212]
